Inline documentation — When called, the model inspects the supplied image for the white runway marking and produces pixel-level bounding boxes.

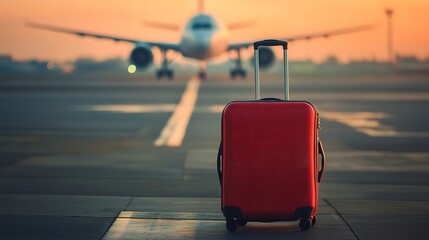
[154,77,201,147]
[294,92,429,101]
[74,105,429,138]
[328,151,429,172]
[322,111,429,138]
[76,104,176,113]
[74,104,223,113]
[195,105,224,113]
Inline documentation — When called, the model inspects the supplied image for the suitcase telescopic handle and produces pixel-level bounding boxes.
[253,39,289,100]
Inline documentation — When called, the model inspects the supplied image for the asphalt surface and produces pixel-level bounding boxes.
[0,72,428,239]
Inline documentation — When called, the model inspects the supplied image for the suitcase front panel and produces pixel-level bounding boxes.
[222,101,318,221]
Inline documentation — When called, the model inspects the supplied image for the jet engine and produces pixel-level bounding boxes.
[258,47,275,69]
[129,45,154,69]
[251,47,275,69]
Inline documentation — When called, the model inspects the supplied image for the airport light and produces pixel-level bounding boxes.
[385,8,394,63]
[46,62,54,70]
[128,64,137,74]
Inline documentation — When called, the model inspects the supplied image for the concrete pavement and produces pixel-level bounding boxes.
[0,73,428,239]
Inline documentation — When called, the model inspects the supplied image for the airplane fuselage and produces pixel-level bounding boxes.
[179,13,228,60]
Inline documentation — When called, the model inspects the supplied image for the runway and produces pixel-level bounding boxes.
[0,73,428,239]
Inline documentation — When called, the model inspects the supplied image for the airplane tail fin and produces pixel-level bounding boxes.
[198,0,204,12]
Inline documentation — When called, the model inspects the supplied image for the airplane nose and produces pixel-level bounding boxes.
[180,31,219,59]
[192,35,211,51]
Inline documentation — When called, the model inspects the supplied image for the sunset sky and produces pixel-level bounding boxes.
[1,0,428,63]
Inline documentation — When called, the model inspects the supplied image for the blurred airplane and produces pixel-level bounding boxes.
[27,0,372,80]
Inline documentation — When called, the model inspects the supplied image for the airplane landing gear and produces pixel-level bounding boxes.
[156,69,174,80]
[198,71,207,80]
[198,61,207,81]
[156,49,174,80]
[230,69,246,79]
[230,49,247,80]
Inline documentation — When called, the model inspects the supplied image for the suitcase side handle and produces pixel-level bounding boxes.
[217,142,223,185]
[253,39,289,100]
[318,141,326,182]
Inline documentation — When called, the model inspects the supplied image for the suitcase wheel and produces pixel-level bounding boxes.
[237,218,248,227]
[226,219,238,232]
[299,218,312,231]
[311,216,317,226]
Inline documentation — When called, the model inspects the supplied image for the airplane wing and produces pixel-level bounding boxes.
[227,21,255,31]
[27,22,180,51]
[143,21,180,31]
[228,24,374,50]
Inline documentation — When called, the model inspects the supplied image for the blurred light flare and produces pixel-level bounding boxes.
[46,62,54,70]
[128,64,136,73]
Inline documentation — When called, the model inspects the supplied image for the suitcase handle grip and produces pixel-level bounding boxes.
[318,141,326,182]
[260,97,282,101]
[253,39,288,50]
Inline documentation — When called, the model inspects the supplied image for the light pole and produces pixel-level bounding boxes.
[385,8,394,63]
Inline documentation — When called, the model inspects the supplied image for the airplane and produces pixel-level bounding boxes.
[27,0,373,80]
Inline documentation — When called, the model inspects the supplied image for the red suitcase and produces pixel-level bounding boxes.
[217,40,326,232]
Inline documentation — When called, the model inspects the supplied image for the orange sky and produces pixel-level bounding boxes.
[1,0,428,63]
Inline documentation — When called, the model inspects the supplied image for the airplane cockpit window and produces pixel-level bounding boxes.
[191,22,213,30]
